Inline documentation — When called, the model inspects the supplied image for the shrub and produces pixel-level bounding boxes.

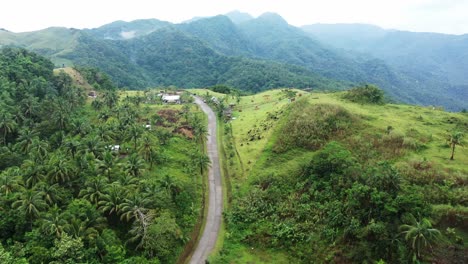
[273,100,357,153]
[343,84,385,104]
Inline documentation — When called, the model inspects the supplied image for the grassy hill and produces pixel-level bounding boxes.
[195,88,468,263]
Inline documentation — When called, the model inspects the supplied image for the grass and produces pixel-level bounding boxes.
[213,243,293,264]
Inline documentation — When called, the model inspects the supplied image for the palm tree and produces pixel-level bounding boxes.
[40,205,67,238]
[124,154,145,178]
[19,95,39,119]
[117,173,139,191]
[127,124,143,150]
[95,124,114,142]
[158,174,180,202]
[50,98,70,130]
[103,90,118,109]
[139,133,157,169]
[47,153,75,185]
[70,118,90,137]
[119,194,152,222]
[447,131,464,160]
[36,182,60,206]
[191,150,211,176]
[0,167,24,195]
[15,128,39,154]
[191,116,208,151]
[29,138,49,162]
[0,110,17,145]
[80,135,105,158]
[64,218,99,243]
[12,188,47,227]
[22,159,46,188]
[400,217,442,259]
[63,137,81,159]
[96,151,120,180]
[79,176,109,206]
[98,183,124,216]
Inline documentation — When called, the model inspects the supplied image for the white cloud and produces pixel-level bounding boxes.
[0,0,466,34]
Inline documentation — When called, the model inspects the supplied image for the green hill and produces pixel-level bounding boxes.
[196,88,468,263]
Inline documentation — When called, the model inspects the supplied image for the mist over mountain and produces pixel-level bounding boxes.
[1,11,466,110]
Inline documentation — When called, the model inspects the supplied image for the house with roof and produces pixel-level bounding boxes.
[161,94,181,104]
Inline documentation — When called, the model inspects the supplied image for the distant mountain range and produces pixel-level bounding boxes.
[1,11,466,110]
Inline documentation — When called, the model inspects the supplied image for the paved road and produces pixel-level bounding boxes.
[190,97,223,264]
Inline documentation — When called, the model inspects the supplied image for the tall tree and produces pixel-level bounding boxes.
[124,154,145,178]
[0,166,23,195]
[447,131,464,160]
[0,110,16,145]
[40,205,67,238]
[400,217,441,260]
[15,128,39,154]
[12,188,47,227]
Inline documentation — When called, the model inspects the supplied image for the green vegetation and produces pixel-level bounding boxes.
[0,48,207,263]
[343,84,385,104]
[208,88,467,263]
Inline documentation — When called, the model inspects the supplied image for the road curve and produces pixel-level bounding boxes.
[190,97,223,264]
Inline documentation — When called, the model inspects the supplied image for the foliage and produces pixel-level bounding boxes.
[0,48,205,263]
[274,100,357,153]
[73,66,116,90]
[343,84,386,104]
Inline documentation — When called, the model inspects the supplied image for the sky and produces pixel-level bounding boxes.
[1,0,467,34]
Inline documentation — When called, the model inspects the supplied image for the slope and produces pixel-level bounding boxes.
[207,88,468,263]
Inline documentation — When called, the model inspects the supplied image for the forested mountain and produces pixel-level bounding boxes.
[1,12,466,110]
[303,24,468,109]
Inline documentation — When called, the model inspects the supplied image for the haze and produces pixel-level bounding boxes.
[1,0,467,34]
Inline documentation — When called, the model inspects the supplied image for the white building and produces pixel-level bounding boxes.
[161,95,181,104]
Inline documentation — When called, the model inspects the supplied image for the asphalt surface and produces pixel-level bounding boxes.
[189,97,223,264]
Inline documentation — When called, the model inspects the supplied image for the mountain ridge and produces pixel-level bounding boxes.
[1,13,466,110]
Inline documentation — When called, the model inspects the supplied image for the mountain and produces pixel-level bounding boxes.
[176,13,459,108]
[1,13,466,110]
[225,10,254,24]
[86,19,171,40]
[303,24,468,108]
[178,15,255,56]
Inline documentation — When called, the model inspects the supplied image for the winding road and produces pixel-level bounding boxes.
[189,97,223,264]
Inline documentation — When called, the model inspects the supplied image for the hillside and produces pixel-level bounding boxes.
[193,88,468,263]
[53,67,93,91]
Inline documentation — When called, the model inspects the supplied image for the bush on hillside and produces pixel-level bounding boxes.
[273,100,357,153]
[343,84,385,104]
